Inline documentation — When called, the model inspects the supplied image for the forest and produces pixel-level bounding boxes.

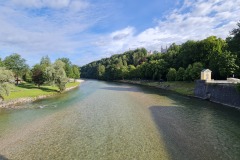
[81,22,240,82]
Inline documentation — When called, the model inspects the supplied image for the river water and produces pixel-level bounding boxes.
[0,80,239,160]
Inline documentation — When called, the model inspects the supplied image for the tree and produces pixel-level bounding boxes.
[97,64,105,79]
[190,62,203,80]
[72,65,80,81]
[40,55,51,69]
[199,36,227,78]
[176,67,185,81]
[0,58,4,67]
[32,64,46,88]
[23,69,33,83]
[0,67,15,101]
[45,60,68,92]
[128,65,136,79]
[145,60,167,80]
[3,54,29,85]
[166,68,177,81]
[184,64,193,81]
[218,51,239,77]
[58,58,73,78]
[178,40,199,68]
[53,60,68,92]
[227,22,240,55]
[118,66,129,80]
[227,21,240,77]
[45,65,55,86]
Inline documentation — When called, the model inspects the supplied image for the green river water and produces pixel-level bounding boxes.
[0,80,239,160]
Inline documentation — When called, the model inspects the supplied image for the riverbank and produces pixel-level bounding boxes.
[118,80,195,96]
[0,80,83,109]
[118,80,240,109]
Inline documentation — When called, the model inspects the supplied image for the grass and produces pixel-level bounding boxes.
[120,80,195,96]
[153,81,195,95]
[4,82,80,101]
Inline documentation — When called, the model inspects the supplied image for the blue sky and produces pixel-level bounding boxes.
[0,0,239,66]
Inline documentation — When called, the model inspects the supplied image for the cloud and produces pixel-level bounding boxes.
[98,0,240,53]
[111,27,135,41]
[0,0,105,65]
[0,0,240,66]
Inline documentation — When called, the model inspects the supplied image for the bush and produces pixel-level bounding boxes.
[176,67,185,81]
[184,64,193,81]
[166,68,177,81]
[191,62,203,80]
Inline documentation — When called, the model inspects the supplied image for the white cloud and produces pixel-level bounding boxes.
[97,0,240,53]
[0,0,105,65]
[0,0,240,66]
[111,27,135,41]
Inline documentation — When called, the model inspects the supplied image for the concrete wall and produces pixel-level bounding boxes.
[194,80,240,108]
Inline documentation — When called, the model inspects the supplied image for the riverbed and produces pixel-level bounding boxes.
[0,80,239,160]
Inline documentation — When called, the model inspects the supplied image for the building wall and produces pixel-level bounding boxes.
[194,80,240,108]
[201,72,211,81]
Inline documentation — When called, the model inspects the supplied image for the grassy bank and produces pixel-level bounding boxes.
[4,82,80,101]
[119,80,195,96]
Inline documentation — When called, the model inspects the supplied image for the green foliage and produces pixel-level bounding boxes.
[32,64,46,88]
[176,67,185,81]
[97,64,105,79]
[0,67,15,100]
[0,58,4,67]
[184,64,193,81]
[72,65,80,80]
[166,68,177,81]
[118,66,129,80]
[190,62,203,80]
[218,51,239,77]
[44,60,68,92]
[40,55,51,69]
[227,22,240,56]
[81,22,240,81]
[3,53,29,84]
[23,69,32,83]
[53,60,68,92]
[58,58,73,78]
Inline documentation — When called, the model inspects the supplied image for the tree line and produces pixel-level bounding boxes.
[81,22,240,82]
[0,55,80,100]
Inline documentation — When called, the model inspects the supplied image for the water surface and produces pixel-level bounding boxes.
[0,80,239,160]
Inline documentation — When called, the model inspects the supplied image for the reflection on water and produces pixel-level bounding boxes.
[0,80,239,160]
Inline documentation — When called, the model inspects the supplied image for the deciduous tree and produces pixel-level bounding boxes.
[0,67,15,101]
[166,68,177,81]
[3,54,29,85]
[32,64,46,88]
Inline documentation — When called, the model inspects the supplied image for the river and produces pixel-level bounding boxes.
[0,80,239,160]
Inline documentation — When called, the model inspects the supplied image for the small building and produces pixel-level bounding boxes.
[201,69,212,82]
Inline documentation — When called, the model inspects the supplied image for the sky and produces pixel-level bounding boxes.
[0,0,239,66]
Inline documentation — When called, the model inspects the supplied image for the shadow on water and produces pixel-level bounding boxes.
[149,105,240,160]
[100,82,240,159]
[0,155,8,160]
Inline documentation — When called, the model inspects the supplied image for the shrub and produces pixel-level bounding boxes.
[166,68,177,81]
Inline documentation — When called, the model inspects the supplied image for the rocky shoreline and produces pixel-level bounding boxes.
[0,80,83,109]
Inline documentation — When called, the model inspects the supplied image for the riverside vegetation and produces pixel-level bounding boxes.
[81,22,240,93]
[0,55,80,102]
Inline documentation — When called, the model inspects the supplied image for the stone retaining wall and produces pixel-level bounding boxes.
[194,80,240,108]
